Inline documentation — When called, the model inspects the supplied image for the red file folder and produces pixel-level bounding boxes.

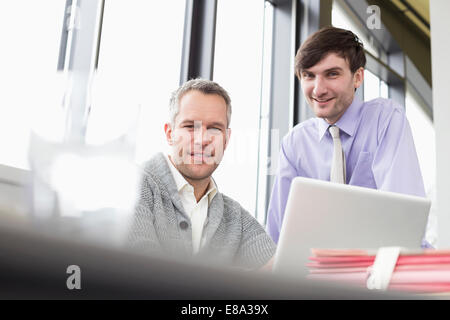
[307,248,450,294]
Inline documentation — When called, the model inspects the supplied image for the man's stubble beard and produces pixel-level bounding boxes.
[176,161,219,182]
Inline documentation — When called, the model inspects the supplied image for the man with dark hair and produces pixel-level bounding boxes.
[266,26,427,245]
[128,78,276,270]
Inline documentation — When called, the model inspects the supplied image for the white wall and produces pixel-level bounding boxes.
[430,0,450,248]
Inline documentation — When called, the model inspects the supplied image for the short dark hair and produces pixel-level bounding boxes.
[295,26,366,78]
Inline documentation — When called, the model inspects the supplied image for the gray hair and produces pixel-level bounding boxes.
[169,78,232,127]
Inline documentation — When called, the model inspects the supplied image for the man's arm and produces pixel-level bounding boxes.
[372,105,426,197]
[234,209,277,270]
[126,175,162,253]
[266,137,299,243]
[258,256,275,272]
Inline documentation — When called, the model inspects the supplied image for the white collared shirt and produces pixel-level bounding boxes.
[165,155,217,254]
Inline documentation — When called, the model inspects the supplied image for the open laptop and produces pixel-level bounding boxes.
[272,177,431,278]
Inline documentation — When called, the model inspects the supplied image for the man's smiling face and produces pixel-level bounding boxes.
[165,90,230,183]
[300,52,364,124]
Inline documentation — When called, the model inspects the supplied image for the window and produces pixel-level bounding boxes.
[213,0,266,218]
[0,0,66,169]
[332,0,380,58]
[363,69,388,101]
[332,1,390,102]
[363,69,381,101]
[256,1,275,225]
[406,83,436,246]
[405,84,435,195]
[91,1,185,163]
[380,80,389,99]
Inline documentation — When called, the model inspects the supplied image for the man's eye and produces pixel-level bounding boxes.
[302,73,313,79]
[328,72,339,77]
[208,128,222,133]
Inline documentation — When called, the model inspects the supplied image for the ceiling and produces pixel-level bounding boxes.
[390,0,430,37]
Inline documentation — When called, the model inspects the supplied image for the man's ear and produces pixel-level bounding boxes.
[353,67,364,89]
[224,128,231,150]
[164,123,173,145]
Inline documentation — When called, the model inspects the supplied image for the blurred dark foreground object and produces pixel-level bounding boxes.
[0,221,431,300]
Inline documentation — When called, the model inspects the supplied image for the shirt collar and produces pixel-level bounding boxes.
[166,154,189,192]
[165,154,217,202]
[206,178,218,203]
[318,96,363,141]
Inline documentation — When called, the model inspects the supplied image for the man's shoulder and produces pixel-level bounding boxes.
[138,153,174,194]
[140,153,174,184]
[141,152,167,176]
[282,117,317,145]
[221,193,244,215]
[361,98,407,132]
[292,117,317,133]
[363,98,405,116]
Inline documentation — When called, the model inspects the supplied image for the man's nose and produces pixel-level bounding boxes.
[312,77,327,97]
[202,129,214,147]
[193,125,213,147]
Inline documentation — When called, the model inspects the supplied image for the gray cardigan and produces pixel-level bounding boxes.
[128,153,276,269]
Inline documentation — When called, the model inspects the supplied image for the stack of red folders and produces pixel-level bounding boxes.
[307,248,450,294]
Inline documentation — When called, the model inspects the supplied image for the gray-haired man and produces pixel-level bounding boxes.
[128,79,276,270]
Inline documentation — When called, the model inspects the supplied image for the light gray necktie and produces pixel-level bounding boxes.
[329,125,346,184]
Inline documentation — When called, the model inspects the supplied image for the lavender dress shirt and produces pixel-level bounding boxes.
[267,97,426,244]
